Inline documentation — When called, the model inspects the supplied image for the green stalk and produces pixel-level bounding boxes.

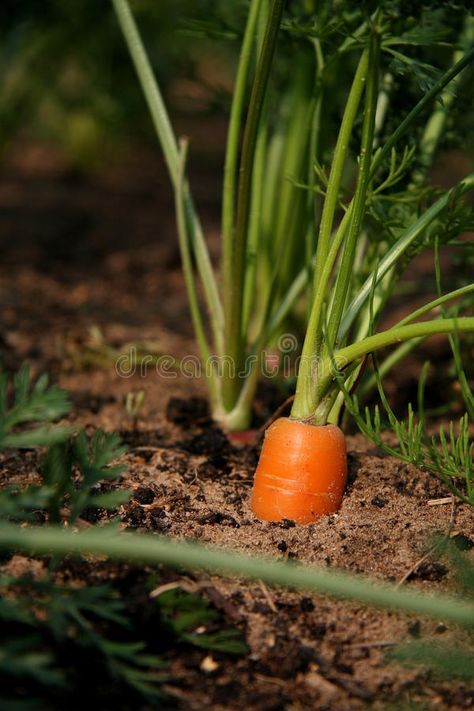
[175,141,218,408]
[242,1,270,336]
[291,210,352,419]
[324,34,380,353]
[395,285,474,329]
[242,112,268,336]
[1,523,474,627]
[289,47,371,421]
[111,0,224,354]
[312,49,369,295]
[272,52,314,291]
[223,0,285,409]
[327,318,474,390]
[222,0,264,303]
[339,173,474,341]
[305,39,324,303]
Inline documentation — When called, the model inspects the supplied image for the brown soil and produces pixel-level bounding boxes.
[0,141,473,710]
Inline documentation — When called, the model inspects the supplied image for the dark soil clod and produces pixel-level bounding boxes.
[198,511,240,528]
[179,427,230,457]
[300,597,314,612]
[274,519,296,529]
[133,486,155,504]
[166,396,210,425]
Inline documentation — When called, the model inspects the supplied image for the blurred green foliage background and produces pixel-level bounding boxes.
[0,0,244,167]
[1,1,473,171]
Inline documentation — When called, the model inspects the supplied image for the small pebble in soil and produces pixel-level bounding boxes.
[149,507,171,531]
[182,470,197,484]
[277,540,288,552]
[133,486,155,505]
[32,510,47,524]
[435,623,447,634]
[371,496,387,508]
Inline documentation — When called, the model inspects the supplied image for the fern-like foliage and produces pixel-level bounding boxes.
[0,366,129,524]
[337,363,474,506]
[0,575,166,706]
[0,365,73,448]
[155,586,248,656]
[0,366,247,706]
[0,430,129,526]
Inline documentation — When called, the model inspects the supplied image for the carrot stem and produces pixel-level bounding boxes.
[323,317,474,400]
[222,0,285,411]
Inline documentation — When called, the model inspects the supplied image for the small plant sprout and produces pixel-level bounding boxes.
[111,1,474,521]
[124,390,146,426]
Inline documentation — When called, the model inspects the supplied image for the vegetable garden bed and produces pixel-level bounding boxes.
[0,143,473,709]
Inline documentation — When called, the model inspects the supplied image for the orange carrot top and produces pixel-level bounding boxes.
[251,418,347,524]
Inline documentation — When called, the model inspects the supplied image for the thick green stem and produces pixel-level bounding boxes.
[312,49,369,296]
[291,209,351,419]
[223,0,285,410]
[222,0,264,303]
[272,52,315,292]
[325,34,380,353]
[327,317,474,392]
[395,285,474,329]
[290,48,371,421]
[1,523,474,626]
[242,2,270,337]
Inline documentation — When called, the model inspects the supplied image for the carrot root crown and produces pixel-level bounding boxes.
[251,418,347,525]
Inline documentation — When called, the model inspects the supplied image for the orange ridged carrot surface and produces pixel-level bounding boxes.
[251,418,347,524]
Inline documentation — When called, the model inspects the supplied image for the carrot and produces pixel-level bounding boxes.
[251,418,347,524]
